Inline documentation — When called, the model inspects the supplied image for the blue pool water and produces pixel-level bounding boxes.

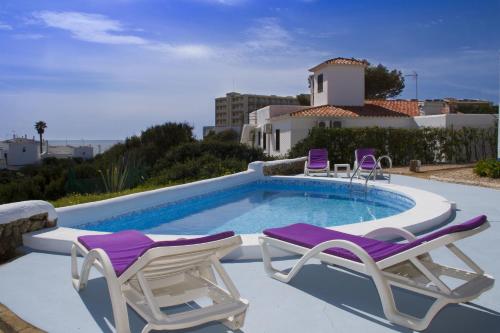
[74,180,415,235]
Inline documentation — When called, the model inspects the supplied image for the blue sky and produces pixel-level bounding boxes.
[0,0,498,139]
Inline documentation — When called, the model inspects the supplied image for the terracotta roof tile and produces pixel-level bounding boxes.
[309,57,368,71]
[289,100,420,118]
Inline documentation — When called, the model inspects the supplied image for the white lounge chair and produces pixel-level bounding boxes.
[304,148,331,176]
[71,230,248,333]
[259,215,494,331]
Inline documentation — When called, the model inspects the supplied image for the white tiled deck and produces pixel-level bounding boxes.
[1,175,499,333]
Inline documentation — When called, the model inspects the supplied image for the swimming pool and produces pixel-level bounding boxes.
[73,179,415,235]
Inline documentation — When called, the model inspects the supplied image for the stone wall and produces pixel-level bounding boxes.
[0,213,56,262]
[263,157,307,176]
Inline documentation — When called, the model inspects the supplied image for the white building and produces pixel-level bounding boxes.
[241,57,497,156]
[0,136,94,169]
[0,137,41,168]
[44,145,93,160]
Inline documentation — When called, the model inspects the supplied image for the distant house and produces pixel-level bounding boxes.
[421,98,493,115]
[241,57,497,156]
[0,136,40,168]
[0,135,94,169]
[44,145,93,160]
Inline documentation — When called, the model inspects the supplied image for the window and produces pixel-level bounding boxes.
[275,129,280,151]
[317,74,323,93]
[330,120,342,128]
[263,132,267,150]
[318,121,326,128]
[258,131,261,146]
[22,147,26,153]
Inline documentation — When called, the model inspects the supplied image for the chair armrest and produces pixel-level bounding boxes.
[363,227,417,242]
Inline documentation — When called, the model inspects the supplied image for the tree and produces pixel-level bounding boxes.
[296,94,311,106]
[34,121,47,154]
[365,63,405,99]
[204,129,240,143]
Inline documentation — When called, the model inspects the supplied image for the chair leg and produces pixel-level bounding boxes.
[73,247,132,333]
[222,310,247,330]
[141,323,153,333]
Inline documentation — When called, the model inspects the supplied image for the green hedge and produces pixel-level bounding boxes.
[474,159,500,178]
[289,126,498,166]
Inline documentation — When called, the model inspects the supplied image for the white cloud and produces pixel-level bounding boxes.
[146,43,216,58]
[246,17,291,49]
[33,11,147,45]
[31,11,216,59]
[0,21,12,30]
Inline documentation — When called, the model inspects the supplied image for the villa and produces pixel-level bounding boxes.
[0,135,94,169]
[240,58,496,156]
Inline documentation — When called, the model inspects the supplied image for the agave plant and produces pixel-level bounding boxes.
[98,159,129,193]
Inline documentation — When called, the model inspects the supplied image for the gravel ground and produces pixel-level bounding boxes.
[389,164,500,189]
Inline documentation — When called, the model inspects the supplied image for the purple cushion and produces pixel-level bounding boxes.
[263,215,487,262]
[78,230,235,277]
[78,230,154,277]
[355,148,378,169]
[308,148,328,169]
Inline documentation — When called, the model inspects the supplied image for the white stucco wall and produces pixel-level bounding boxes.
[312,65,365,106]
[264,114,497,156]
[73,146,94,159]
[267,118,293,156]
[7,141,40,166]
[414,114,497,129]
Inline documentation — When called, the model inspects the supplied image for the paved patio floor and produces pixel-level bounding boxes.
[1,175,499,333]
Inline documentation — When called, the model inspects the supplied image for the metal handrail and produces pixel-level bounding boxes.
[349,154,377,188]
[365,155,392,188]
[350,155,392,193]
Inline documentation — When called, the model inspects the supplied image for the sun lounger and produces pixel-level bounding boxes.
[354,147,380,178]
[259,216,494,330]
[304,148,330,176]
[71,230,248,333]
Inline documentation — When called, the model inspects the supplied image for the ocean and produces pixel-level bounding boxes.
[46,139,123,154]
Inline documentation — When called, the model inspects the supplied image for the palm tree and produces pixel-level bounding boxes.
[34,121,47,154]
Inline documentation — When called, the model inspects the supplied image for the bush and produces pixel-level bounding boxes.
[149,154,247,185]
[474,159,500,178]
[289,126,498,166]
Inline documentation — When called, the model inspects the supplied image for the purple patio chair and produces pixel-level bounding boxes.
[71,231,248,333]
[259,215,494,330]
[304,148,330,176]
[354,148,380,178]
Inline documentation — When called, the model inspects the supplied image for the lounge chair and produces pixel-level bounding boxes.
[259,215,494,331]
[353,147,380,179]
[71,230,248,333]
[304,148,330,176]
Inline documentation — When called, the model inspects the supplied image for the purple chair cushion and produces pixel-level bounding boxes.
[263,215,487,262]
[308,148,328,169]
[78,230,235,277]
[355,148,378,169]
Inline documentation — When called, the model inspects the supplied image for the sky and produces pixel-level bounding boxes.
[0,0,499,140]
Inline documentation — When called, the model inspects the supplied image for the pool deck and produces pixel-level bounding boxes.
[1,175,499,333]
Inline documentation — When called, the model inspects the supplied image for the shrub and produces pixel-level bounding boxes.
[289,126,497,166]
[474,159,500,178]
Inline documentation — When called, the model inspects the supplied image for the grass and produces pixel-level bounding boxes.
[49,183,170,208]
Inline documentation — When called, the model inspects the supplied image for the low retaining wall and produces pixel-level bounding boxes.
[258,157,307,176]
[0,213,56,261]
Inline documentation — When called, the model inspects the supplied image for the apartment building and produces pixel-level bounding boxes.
[214,92,299,128]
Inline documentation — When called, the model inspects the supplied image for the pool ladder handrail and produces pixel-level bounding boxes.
[349,154,376,191]
[349,155,392,192]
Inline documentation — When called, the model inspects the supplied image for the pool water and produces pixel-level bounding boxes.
[74,180,415,235]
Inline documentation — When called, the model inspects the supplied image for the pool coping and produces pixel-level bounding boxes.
[23,172,454,260]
